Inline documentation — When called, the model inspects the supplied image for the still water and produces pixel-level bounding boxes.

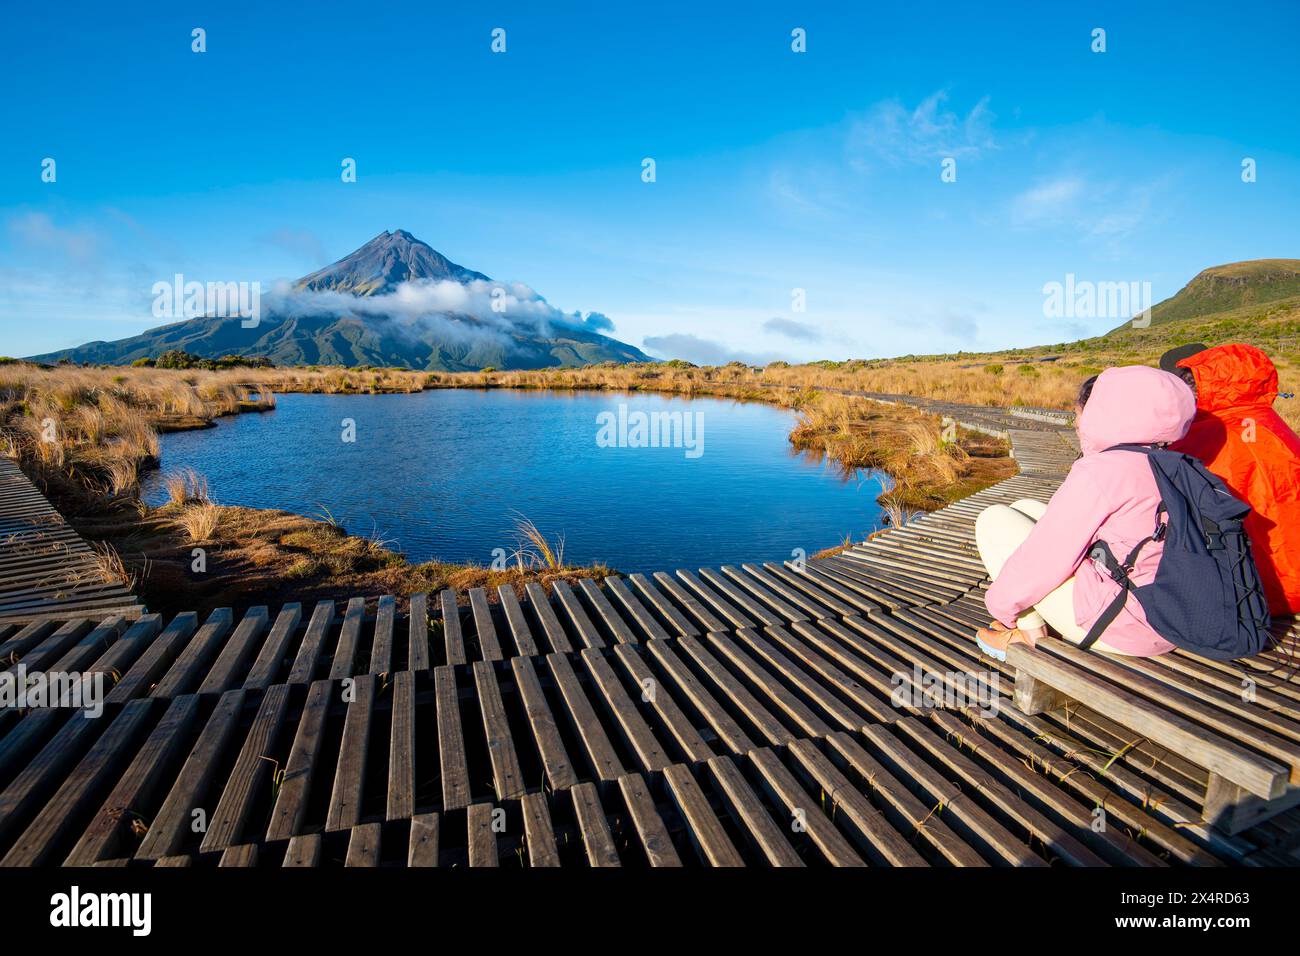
[143,389,885,572]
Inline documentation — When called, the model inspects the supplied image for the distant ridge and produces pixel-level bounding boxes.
[26,230,651,371]
[1108,258,1300,333]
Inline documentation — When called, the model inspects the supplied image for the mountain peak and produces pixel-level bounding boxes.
[294,229,490,296]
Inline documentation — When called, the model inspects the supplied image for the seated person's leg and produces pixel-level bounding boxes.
[1009,498,1048,521]
[978,502,1131,655]
[976,503,1049,633]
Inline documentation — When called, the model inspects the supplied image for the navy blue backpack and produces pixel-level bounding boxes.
[1080,444,1273,661]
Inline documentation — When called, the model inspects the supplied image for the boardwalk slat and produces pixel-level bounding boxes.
[265,679,333,842]
[435,666,471,811]
[473,660,526,801]
[243,603,303,690]
[200,684,293,853]
[136,689,247,860]
[326,673,375,831]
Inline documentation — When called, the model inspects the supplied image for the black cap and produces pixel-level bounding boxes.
[1159,343,1207,374]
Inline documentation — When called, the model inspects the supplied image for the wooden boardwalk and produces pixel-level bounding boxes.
[0,458,143,624]
[1,404,1298,867]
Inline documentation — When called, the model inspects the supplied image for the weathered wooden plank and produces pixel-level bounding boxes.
[88,613,161,680]
[48,617,126,675]
[105,613,198,703]
[521,792,561,867]
[552,580,605,649]
[219,843,259,867]
[785,739,927,867]
[747,747,865,867]
[496,586,538,657]
[369,595,396,674]
[326,673,375,831]
[762,623,897,724]
[328,597,367,680]
[663,763,744,866]
[434,666,471,811]
[197,606,271,694]
[646,638,755,755]
[611,644,713,763]
[629,572,700,637]
[571,782,620,867]
[524,582,572,653]
[287,600,335,684]
[265,679,333,841]
[688,633,800,745]
[509,655,578,791]
[651,571,724,633]
[283,832,321,867]
[243,603,304,690]
[136,689,247,860]
[856,724,1045,867]
[704,755,803,867]
[892,716,1110,866]
[473,661,526,801]
[407,812,440,866]
[200,684,292,853]
[581,648,671,774]
[468,588,504,661]
[676,570,756,630]
[0,712,106,851]
[578,578,637,645]
[2,698,156,866]
[618,773,681,867]
[5,619,89,674]
[605,576,670,641]
[345,821,382,866]
[387,670,415,821]
[408,593,430,670]
[547,652,625,784]
[440,590,467,665]
[467,802,498,867]
[64,694,201,865]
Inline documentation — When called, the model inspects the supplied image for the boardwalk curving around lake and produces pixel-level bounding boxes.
[0,458,144,625]
[1,400,1298,867]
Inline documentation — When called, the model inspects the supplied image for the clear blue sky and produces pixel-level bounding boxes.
[2,0,1297,361]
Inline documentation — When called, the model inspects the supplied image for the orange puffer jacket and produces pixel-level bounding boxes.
[1172,344,1300,617]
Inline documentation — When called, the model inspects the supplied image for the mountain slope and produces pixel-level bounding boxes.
[294,229,489,295]
[26,231,651,370]
[1108,258,1300,333]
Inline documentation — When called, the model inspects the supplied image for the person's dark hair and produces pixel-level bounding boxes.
[1076,374,1099,410]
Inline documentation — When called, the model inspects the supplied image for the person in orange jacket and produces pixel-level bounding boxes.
[1163,342,1300,617]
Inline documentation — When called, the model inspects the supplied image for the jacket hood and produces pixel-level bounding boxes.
[1179,342,1279,412]
[1076,365,1196,456]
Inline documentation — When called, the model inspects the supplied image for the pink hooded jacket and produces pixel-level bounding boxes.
[985,365,1197,655]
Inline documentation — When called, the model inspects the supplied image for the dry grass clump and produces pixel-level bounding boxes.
[788,393,1012,510]
[163,467,210,506]
[173,502,221,543]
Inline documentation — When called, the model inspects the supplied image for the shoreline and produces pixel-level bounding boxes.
[1,362,1017,616]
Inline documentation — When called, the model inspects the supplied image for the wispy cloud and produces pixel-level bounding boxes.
[1009,175,1163,251]
[7,212,101,267]
[847,91,996,170]
[762,317,823,342]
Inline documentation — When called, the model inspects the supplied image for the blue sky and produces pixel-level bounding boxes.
[2,0,1297,361]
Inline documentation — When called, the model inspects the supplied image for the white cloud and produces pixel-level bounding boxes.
[847,91,997,170]
[7,212,100,266]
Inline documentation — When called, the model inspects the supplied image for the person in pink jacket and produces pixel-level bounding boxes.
[974,365,1197,660]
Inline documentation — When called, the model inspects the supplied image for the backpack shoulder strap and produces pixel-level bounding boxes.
[1077,535,1157,650]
